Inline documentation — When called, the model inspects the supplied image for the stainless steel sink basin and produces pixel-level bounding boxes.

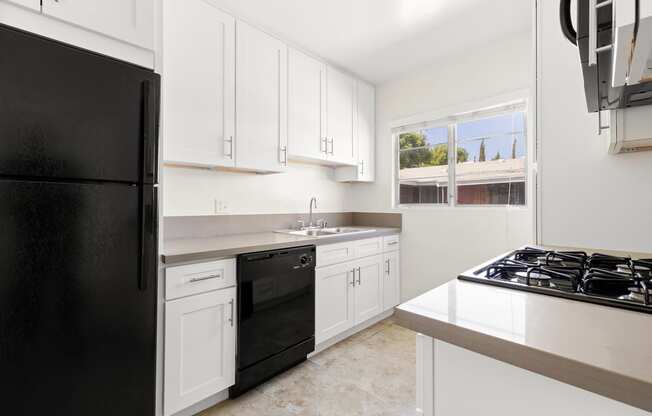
[276,227,375,238]
[322,227,371,234]
[285,229,337,237]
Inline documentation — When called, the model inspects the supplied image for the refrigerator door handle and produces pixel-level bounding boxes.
[139,185,158,291]
[142,79,160,184]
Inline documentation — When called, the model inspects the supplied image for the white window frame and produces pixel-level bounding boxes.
[392,92,531,210]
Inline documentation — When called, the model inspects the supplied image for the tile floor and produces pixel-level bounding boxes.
[201,317,417,416]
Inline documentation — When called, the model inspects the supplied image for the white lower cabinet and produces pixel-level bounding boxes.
[315,262,356,344]
[383,251,400,311]
[316,235,400,345]
[164,287,236,416]
[353,255,384,323]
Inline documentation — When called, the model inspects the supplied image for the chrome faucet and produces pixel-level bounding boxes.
[308,197,317,227]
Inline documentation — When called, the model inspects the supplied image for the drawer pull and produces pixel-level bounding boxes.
[188,273,222,283]
[229,299,235,327]
[387,241,398,246]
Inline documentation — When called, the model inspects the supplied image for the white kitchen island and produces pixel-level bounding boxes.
[396,278,652,416]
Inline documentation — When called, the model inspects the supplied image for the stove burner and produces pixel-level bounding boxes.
[465,247,652,314]
[582,268,637,297]
[586,253,631,270]
[621,283,652,305]
[616,263,652,279]
[514,270,552,287]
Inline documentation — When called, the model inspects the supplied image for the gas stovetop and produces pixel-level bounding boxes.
[458,246,652,314]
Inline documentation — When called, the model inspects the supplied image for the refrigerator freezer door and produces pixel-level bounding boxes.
[0,180,157,415]
[0,24,160,184]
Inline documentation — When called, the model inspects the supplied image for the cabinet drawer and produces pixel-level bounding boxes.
[166,258,236,300]
[316,241,355,268]
[353,237,383,258]
[383,235,400,252]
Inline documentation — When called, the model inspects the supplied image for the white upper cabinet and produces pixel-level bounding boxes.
[356,81,375,181]
[287,48,327,161]
[162,0,236,168]
[236,21,288,173]
[6,0,40,11]
[41,0,154,50]
[326,66,357,165]
[335,80,375,182]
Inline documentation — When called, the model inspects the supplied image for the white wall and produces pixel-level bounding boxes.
[538,1,652,253]
[350,33,534,301]
[163,163,351,216]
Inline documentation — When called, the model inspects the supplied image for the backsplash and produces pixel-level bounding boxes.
[162,164,352,217]
[163,212,402,240]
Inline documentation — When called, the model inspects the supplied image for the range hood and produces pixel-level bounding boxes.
[560,0,652,112]
[561,0,652,153]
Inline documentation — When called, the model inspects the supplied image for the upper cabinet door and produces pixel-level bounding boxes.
[6,0,40,11]
[236,21,288,173]
[356,81,375,182]
[162,0,235,168]
[326,66,356,165]
[288,48,327,161]
[41,0,154,50]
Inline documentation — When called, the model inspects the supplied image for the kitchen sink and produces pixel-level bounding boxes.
[277,227,375,238]
[285,229,337,237]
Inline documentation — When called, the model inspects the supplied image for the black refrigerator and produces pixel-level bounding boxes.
[0,25,160,415]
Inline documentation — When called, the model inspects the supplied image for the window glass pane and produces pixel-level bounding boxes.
[455,112,526,206]
[398,127,449,204]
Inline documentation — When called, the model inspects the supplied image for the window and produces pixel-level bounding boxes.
[396,102,527,207]
[398,126,449,204]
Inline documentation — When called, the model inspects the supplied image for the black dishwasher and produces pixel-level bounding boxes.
[230,245,316,397]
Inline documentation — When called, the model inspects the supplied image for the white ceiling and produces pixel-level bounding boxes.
[213,0,532,84]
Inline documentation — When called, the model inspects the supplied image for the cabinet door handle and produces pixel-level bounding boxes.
[188,273,222,283]
[327,138,334,155]
[360,160,365,176]
[280,145,288,165]
[321,137,328,154]
[229,298,234,327]
[224,136,234,159]
[386,259,390,275]
[350,269,356,287]
[356,267,361,285]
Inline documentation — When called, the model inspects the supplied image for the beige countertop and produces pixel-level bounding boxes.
[396,270,652,413]
[162,227,400,265]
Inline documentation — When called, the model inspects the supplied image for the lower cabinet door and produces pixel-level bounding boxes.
[383,251,400,311]
[316,262,355,344]
[164,287,236,416]
[354,255,384,324]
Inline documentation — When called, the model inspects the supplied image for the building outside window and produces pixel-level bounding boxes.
[396,101,527,207]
